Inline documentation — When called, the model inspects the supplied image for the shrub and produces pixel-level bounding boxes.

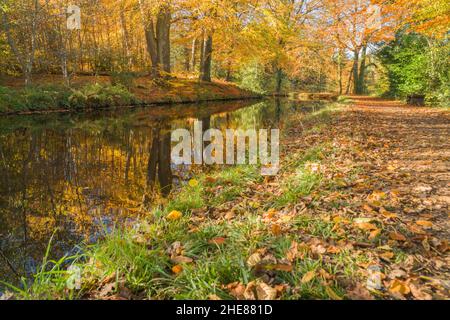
[68,83,139,109]
[111,72,136,89]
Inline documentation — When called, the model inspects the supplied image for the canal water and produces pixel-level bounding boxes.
[0,98,324,285]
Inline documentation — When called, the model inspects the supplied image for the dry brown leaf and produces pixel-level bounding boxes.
[410,283,432,300]
[171,256,193,264]
[356,222,378,231]
[247,253,262,268]
[256,282,278,300]
[271,224,282,236]
[266,264,293,272]
[347,284,374,300]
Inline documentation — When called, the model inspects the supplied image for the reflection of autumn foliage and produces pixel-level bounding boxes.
[0,99,284,283]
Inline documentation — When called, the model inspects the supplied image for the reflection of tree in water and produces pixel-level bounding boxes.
[147,122,173,197]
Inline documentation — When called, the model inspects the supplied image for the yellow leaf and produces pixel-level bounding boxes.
[325,286,342,300]
[301,271,316,283]
[188,179,199,187]
[167,210,182,221]
[389,279,410,295]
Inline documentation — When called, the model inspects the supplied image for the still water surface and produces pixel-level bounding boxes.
[0,98,324,284]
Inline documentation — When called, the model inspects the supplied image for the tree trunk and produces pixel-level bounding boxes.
[356,45,367,94]
[337,48,343,95]
[119,6,132,69]
[200,35,213,82]
[156,5,171,76]
[184,45,190,72]
[138,1,171,79]
[352,48,360,95]
[275,68,283,94]
[199,33,205,73]
[191,38,197,71]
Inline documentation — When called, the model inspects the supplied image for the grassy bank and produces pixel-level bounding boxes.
[0,75,260,114]
[3,103,367,300]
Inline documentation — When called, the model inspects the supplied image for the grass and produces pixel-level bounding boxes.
[2,103,362,300]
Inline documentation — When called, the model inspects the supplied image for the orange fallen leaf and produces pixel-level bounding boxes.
[172,265,183,274]
[204,176,217,184]
[389,232,407,242]
[416,220,433,228]
[369,229,381,240]
[271,224,282,236]
[208,237,226,245]
[380,207,398,219]
[362,204,375,213]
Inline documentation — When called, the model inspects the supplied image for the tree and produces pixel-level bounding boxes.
[138,0,172,79]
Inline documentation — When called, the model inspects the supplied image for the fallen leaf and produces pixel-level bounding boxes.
[171,256,193,264]
[389,232,407,242]
[369,229,381,240]
[204,176,217,184]
[410,284,432,300]
[256,282,278,300]
[389,279,410,296]
[172,265,183,274]
[167,210,182,221]
[347,284,374,300]
[271,224,282,236]
[99,282,116,298]
[416,220,433,228]
[243,281,256,300]
[265,264,293,272]
[379,251,394,260]
[208,237,226,245]
[247,253,262,268]
[380,207,398,219]
[325,286,342,300]
[301,271,316,283]
[356,222,378,231]
[188,179,199,187]
[226,282,246,300]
